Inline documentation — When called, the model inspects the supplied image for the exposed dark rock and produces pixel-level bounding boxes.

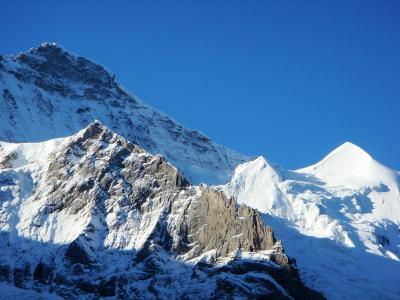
[77,280,97,294]
[15,43,116,100]
[65,240,92,265]
[54,273,69,286]
[271,240,290,266]
[173,185,276,259]
[211,260,325,300]
[0,265,10,281]
[0,150,17,169]
[23,264,31,281]
[3,89,17,110]
[33,262,53,284]
[98,276,116,297]
[76,106,91,114]
[377,235,390,246]
[13,267,24,288]
[72,264,84,275]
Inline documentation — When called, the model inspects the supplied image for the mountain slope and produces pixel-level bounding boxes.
[0,121,323,299]
[0,42,247,185]
[222,142,400,299]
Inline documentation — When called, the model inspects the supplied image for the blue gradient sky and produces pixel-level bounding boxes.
[1,1,399,170]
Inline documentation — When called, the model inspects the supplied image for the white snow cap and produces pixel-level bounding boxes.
[298,142,397,188]
[40,42,59,47]
[223,156,283,213]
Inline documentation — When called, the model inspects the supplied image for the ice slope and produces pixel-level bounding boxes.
[0,43,247,184]
[222,142,400,299]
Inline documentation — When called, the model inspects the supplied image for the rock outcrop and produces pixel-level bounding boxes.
[171,185,276,259]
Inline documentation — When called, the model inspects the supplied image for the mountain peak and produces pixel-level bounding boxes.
[297,142,396,188]
[37,42,62,50]
[303,142,373,173]
[71,120,136,152]
[79,119,109,137]
[234,156,282,183]
[23,42,67,58]
[223,156,283,214]
[324,142,372,163]
[39,41,59,48]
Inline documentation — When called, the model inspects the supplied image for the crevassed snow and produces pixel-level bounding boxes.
[222,142,400,300]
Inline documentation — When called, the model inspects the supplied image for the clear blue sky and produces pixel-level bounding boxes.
[1,1,399,170]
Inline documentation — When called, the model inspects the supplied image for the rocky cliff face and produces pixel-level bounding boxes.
[171,186,276,259]
[0,121,324,299]
[0,43,247,185]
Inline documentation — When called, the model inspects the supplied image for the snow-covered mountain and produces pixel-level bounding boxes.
[223,142,400,299]
[0,121,322,299]
[0,42,247,185]
[1,43,399,299]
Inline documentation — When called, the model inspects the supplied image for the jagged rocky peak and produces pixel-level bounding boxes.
[0,121,324,299]
[13,42,119,101]
[39,120,190,222]
[20,42,98,74]
[25,42,65,56]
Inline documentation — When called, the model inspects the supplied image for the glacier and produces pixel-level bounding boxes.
[222,142,400,299]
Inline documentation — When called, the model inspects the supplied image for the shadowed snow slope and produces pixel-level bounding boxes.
[222,142,400,300]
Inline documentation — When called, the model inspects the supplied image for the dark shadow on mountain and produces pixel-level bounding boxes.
[0,230,325,300]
